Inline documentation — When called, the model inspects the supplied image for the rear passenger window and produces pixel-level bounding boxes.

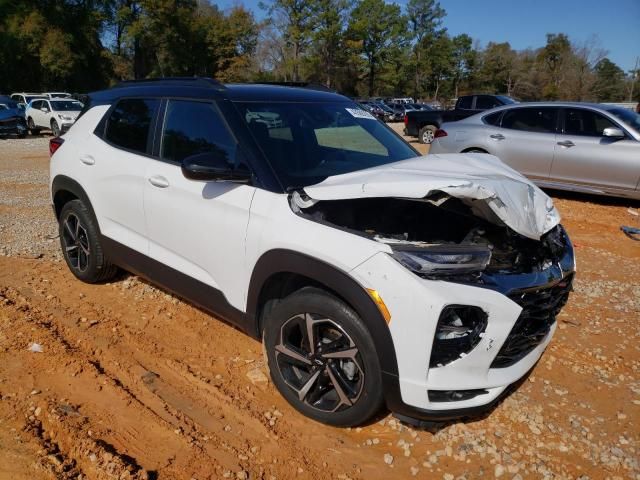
[105,98,160,154]
[161,100,237,164]
[563,108,616,137]
[483,111,502,126]
[502,108,557,133]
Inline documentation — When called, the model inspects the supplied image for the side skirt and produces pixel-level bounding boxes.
[100,235,254,336]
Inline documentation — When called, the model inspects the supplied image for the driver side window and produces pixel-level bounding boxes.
[563,108,615,137]
[161,100,237,165]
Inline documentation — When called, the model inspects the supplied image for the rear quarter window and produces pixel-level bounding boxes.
[104,98,160,154]
[483,111,503,126]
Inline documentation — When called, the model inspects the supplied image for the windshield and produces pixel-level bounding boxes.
[26,96,44,103]
[496,95,518,105]
[235,101,418,189]
[608,108,640,133]
[51,100,82,111]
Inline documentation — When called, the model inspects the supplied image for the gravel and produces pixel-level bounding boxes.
[0,136,60,259]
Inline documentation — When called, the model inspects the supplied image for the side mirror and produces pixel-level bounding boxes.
[41,107,49,113]
[603,127,625,138]
[181,151,251,183]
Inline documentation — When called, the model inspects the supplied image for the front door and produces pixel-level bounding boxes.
[551,107,640,192]
[144,99,255,311]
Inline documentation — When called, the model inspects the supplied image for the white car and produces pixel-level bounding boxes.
[49,78,575,427]
[10,92,46,108]
[42,92,72,99]
[26,98,83,136]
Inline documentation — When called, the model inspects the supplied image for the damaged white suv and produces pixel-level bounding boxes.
[49,79,575,427]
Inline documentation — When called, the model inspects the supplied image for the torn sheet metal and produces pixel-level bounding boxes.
[302,153,560,240]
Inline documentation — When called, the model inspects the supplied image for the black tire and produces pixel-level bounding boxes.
[263,287,384,427]
[58,199,118,283]
[464,148,488,154]
[51,119,60,137]
[27,117,40,135]
[419,125,437,144]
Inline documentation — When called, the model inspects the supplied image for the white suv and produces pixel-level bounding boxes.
[26,98,83,136]
[49,78,575,427]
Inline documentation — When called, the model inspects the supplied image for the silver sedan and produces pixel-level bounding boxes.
[429,102,640,199]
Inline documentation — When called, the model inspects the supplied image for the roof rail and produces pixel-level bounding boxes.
[251,82,334,93]
[113,77,226,90]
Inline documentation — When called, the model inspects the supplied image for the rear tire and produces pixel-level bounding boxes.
[59,199,118,283]
[419,125,437,144]
[263,287,384,427]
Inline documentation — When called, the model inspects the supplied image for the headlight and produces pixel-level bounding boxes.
[391,245,491,276]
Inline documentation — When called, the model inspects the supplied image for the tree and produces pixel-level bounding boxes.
[306,0,348,88]
[347,0,406,96]
[537,33,571,99]
[406,0,445,97]
[592,58,626,101]
[450,34,473,97]
[260,0,317,81]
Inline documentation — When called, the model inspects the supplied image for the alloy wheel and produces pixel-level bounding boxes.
[62,213,90,272]
[274,313,364,413]
[422,128,435,144]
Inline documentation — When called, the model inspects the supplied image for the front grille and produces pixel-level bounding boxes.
[491,275,573,368]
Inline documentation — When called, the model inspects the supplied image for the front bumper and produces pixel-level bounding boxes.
[350,229,575,422]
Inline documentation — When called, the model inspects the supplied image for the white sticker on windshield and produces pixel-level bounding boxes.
[345,107,376,120]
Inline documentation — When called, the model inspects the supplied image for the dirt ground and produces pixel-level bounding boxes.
[0,129,639,480]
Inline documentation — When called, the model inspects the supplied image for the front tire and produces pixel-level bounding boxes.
[27,117,40,135]
[419,125,437,144]
[58,200,118,283]
[263,287,384,427]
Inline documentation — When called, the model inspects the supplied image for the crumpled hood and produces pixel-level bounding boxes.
[302,153,560,240]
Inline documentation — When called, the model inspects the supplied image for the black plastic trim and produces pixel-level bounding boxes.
[247,249,400,381]
[51,175,99,225]
[100,235,250,333]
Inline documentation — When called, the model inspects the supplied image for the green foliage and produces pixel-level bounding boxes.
[347,0,407,96]
[0,0,634,103]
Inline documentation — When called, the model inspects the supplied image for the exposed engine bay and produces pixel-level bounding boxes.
[292,193,569,276]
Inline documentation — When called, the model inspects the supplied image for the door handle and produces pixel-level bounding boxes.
[489,133,505,140]
[148,175,170,188]
[557,140,575,148]
[79,154,95,165]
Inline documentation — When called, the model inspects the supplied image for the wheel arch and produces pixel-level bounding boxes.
[461,147,489,153]
[51,175,100,231]
[247,249,399,380]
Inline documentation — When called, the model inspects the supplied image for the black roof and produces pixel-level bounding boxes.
[89,78,349,105]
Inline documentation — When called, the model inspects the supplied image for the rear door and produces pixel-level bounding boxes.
[488,106,558,180]
[143,98,255,310]
[551,107,640,191]
[84,98,161,254]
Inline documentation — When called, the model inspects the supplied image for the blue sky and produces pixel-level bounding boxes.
[217,0,640,72]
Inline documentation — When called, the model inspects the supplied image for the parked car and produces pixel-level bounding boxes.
[374,102,402,122]
[50,78,574,427]
[10,92,46,108]
[405,94,518,144]
[0,96,27,138]
[359,101,391,121]
[429,102,640,200]
[26,98,83,136]
[42,92,72,99]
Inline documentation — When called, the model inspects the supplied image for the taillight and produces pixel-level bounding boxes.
[403,115,408,126]
[49,137,64,156]
[434,129,447,138]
